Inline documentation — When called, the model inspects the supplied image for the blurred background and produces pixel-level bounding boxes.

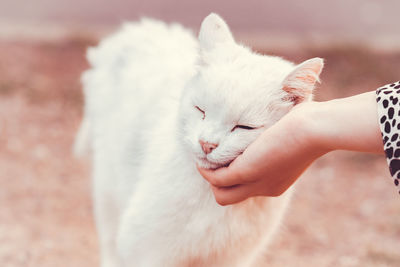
[0,1,399,266]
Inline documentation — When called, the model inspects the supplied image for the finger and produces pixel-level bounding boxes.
[211,184,254,206]
[197,164,244,187]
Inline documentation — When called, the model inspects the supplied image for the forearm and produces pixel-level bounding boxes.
[307,91,384,154]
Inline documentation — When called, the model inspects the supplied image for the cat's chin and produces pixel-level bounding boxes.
[196,158,233,170]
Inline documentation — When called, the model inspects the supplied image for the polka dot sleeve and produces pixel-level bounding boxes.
[376,81,400,190]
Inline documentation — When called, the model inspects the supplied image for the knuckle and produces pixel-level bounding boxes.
[209,177,220,186]
[268,189,285,197]
[211,176,225,187]
[215,194,230,206]
[201,172,214,184]
[234,167,248,184]
[216,198,230,206]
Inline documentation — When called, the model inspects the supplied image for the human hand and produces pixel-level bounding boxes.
[198,103,326,205]
[198,92,383,205]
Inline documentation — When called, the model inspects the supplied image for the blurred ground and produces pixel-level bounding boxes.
[0,36,399,267]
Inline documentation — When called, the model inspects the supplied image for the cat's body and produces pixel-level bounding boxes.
[77,14,323,267]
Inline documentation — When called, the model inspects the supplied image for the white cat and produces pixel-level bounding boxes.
[76,13,323,267]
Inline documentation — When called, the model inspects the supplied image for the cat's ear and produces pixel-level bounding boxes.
[198,13,234,50]
[282,58,324,104]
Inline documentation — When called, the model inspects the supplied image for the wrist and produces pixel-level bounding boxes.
[282,102,332,160]
[293,101,334,155]
[304,92,384,154]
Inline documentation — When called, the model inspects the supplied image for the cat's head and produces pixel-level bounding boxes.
[179,13,323,169]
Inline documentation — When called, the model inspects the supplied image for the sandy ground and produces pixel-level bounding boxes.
[0,38,399,267]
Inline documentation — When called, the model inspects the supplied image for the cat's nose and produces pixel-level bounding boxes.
[199,140,218,155]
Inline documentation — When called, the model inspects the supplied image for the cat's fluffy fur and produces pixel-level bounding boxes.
[76,13,323,267]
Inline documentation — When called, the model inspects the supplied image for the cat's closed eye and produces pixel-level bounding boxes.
[231,125,256,132]
[195,106,205,120]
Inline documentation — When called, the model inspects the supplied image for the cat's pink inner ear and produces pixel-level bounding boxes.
[282,58,324,104]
